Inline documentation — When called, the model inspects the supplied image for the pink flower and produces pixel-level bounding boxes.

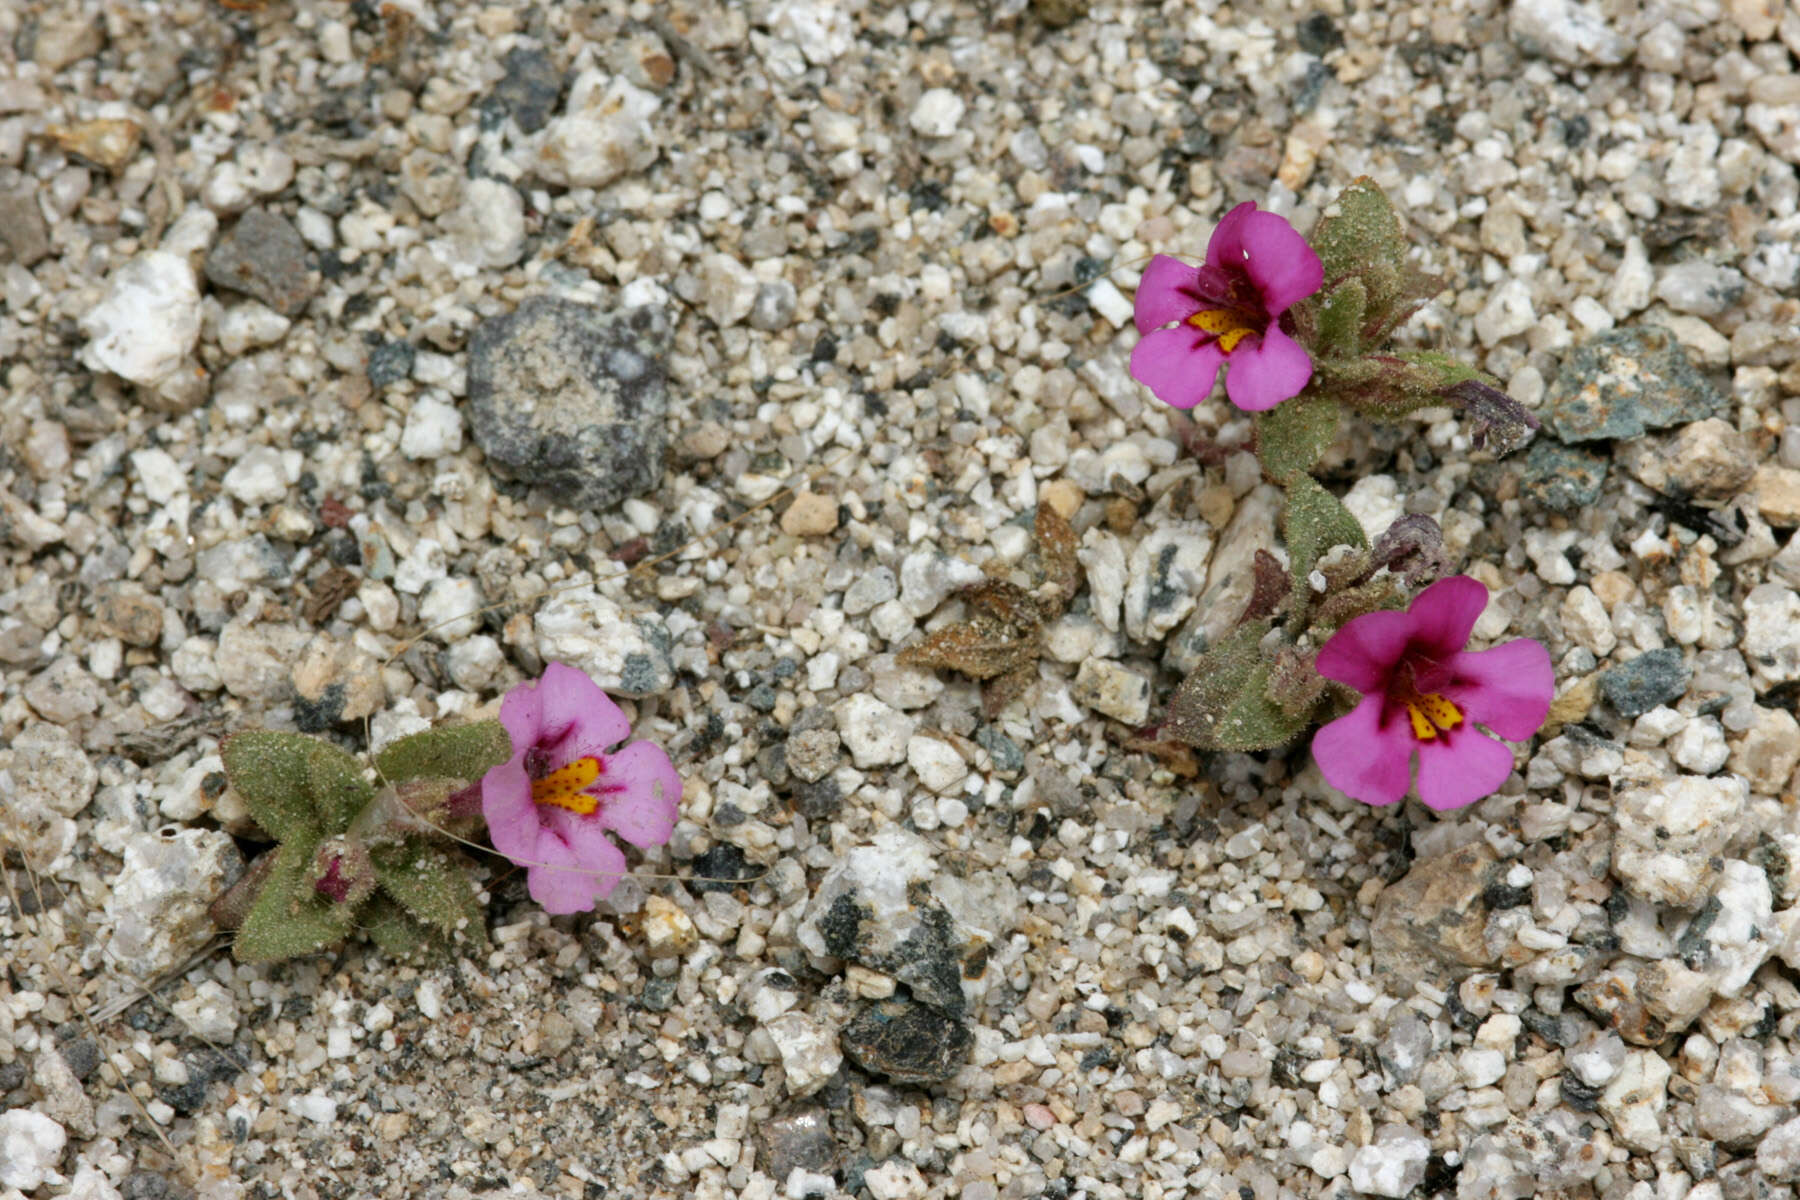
[1130,202,1323,412]
[1312,576,1552,811]
[481,662,681,914]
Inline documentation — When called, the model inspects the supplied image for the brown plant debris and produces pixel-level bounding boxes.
[899,506,1082,718]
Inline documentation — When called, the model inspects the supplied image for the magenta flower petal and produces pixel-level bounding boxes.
[479,663,682,914]
[1312,574,1553,811]
[1414,731,1517,811]
[1129,326,1226,410]
[530,661,632,751]
[1130,201,1320,416]
[1237,211,1325,313]
[1314,608,1416,693]
[527,826,629,914]
[480,758,539,861]
[1204,201,1258,270]
[1443,640,1555,740]
[596,741,682,849]
[1312,696,1412,807]
[1223,326,1314,411]
[1133,254,1203,334]
[1407,576,1489,660]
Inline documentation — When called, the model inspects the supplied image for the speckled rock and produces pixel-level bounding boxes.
[1518,439,1608,512]
[1612,774,1747,906]
[203,208,318,316]
[533,586,674,697]
[10,722,96,817]
[103,827,244,980]
[1599,648,1690,718]
[839,998,974,1085]
[1542,326,1724,443]
[1371,843,1504,983]
[466,296,671,511]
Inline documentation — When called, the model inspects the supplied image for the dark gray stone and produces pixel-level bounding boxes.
[366,339,415,388]
[975,725,1024,773]
[1600,648,1691,718]
[204,208,318,316]
[0,187,51,265]
[1543,325,1724,444]
[839,999,973,1085]
[466,296,672,511]
[485,47,563,134]
[1519,439,1608,512]
[759,1108,838,1182]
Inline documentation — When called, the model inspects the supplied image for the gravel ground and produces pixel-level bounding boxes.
[4,1,1800,1198]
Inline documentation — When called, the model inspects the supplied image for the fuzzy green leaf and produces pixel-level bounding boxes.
[1313,279,1368,357]
[1255,394,1342,484]
[373,843,488,949]
[1164,620,1268,749]
[1284,475,1368,603]
[1167,638,1316,752]
[233,839,358,964]
[1311,178,1407,310]
[361,895,441,960]
[307,738,376,837]
[374,720,513,787]
[220,731,324,843]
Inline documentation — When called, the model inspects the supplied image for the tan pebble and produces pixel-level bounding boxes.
[780,490,839,536]
[1039,479,1083,519]
[1197,483,1235,528]
[643,895,698,957]
[53,118,142,173]
[1751,464,1800,526]
[1589,569,1636,610]
[1545,674,1599,730]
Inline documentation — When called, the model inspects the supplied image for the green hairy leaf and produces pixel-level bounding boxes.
[233,839,358,964]
[361,895,439,960]
[1313,278,1367,358]
[375,719,513,787]
[373,843,488,949]
[307,737,377,836]
[1284,474,1369,604]
[1311,180,1405,287]
[1256,394,1342,484]
[1166,636,1316,752]
[220,731,324,843]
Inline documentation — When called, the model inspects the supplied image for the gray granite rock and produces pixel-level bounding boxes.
[1600,648,1690,718]
[1542,326,1724,444]
[204,208,318,316]
[467,296,672,511]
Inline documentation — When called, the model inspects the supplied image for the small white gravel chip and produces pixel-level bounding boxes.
[1460,1048,1506,1087]
[1347,1124,1430,1197]
[170,980,241,1043]
[643,896,699,957]
[907,735,968,795]
[221,445,291,507]
[1086,278,1133,328]
[419,576,483,639]
[764,1012,841,1097]
[834,694,914,767]
[79,250,202,385]
[910,88,966,138]
[130,447,187,504]
[0,1109,67,1190]
[289,1091,339,1125]
[1070,658,1151,725]
[416,978,444,1020]
[1474,277,1535,346]
[863,1161,927,1200]
[400,395,464,459]
[536,71,660,189]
